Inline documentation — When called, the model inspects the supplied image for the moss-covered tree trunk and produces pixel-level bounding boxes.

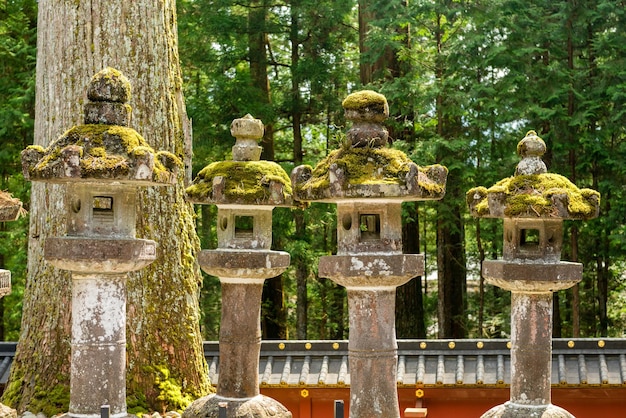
[2,0,210,414]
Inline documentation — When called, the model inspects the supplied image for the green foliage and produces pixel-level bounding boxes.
[0,0,36,340]
[1,0,625,345]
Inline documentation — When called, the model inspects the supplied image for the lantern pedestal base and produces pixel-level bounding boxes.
[0,270,11,298]
[481,402,574,418]
[184,394,292,418]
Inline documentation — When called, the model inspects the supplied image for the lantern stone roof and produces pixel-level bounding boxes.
[467,130,599,219]
[21,68,181,185]
[186,114,293,207]
[0,191,23,222]
[186,160,293,206]
[292,91,447,203]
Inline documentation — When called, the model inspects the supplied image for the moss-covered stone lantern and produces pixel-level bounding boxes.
[183,115,292,418]
[467,130,600,418]
[0,191,23,298]
[21,68,181,418]
[291,91,447,418]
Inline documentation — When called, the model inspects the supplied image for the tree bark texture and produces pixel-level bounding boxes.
[3,0,210,414]
[396,203,426,338]
[436,202,467,339]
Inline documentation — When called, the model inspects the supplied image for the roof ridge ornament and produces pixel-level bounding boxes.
[515,130,547,175]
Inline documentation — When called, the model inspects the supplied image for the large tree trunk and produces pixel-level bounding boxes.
[3,0,210,414]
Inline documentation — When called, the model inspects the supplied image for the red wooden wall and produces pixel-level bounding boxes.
[261,386,626,418]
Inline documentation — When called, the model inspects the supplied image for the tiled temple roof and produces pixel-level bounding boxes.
[1,339,624,389]
[205,338,626,389]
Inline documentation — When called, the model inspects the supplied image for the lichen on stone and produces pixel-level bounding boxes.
[341,90,387,112]
[294,147,446,199]
[23,124,182,184]
[186,160,293,205]
[467,173,600,219]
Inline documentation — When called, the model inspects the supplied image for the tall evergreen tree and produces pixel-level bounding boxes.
[3,0,210,413]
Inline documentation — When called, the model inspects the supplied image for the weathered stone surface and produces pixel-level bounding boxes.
[216,282,263,398]
[230,114,263,161]
[0,270,10,298]
[347,288,400,418]
[186,114,293,418]
[508,293,553,406]
[44,237,156,273]
[84,101,132,126]
[0,403,17,418]
[335,201,403,254]
[343,91,389,147]
[501,218,563,262]
[0,191,23,222]
[21,68,181,185]
[319,254,423,289]
[292,91,447,205]
[481,402,574,418]
[70,274,127,417]
[289,91,447,418]
[482,260,582,292]
[187,114,292,207]
[292,147,447,203]
[186,161,293,206]
[86,67,131,103]
[515,130,547,176]
[469,130,586,418]
[197,249,290,281]
[467,131,599,220]
[183,394,292,418]
[213,208,274,250]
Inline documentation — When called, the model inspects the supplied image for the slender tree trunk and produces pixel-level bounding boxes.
[248,0,274,160]
[291,3,308,340]
[436,202,467,339]
[476,219,485,336]
[3,1,210,414]
[248,0,286,338]
[396,203,426,338]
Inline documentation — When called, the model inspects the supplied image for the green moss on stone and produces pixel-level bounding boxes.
[27,124,181,182]
[342,90,387,111]
[80,153,130,177]
[25,144,45,153]
[186,160,292,204]
[298,147,447,197]
[468,173,600,218]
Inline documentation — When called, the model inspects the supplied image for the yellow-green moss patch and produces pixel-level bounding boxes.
[342,90,387,111]
[186,160,292,204]
[298,147,412,192]
[467,173,600,219]
[25,124,181,183]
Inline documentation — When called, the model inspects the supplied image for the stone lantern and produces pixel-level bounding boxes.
[291,91,447,418]
[0,191,23,297]
[21,68,181,418]
[183,115,292,418]
[467,130,600,418]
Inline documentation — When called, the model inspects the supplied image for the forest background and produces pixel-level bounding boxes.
[1,0,626,342]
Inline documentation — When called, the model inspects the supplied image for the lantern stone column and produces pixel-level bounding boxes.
[0,191,23,298]
[21,68,181,418]
[183,115,292,418]
[467,130,600,418]
[0,191,23,418]
[291,91,447,418]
